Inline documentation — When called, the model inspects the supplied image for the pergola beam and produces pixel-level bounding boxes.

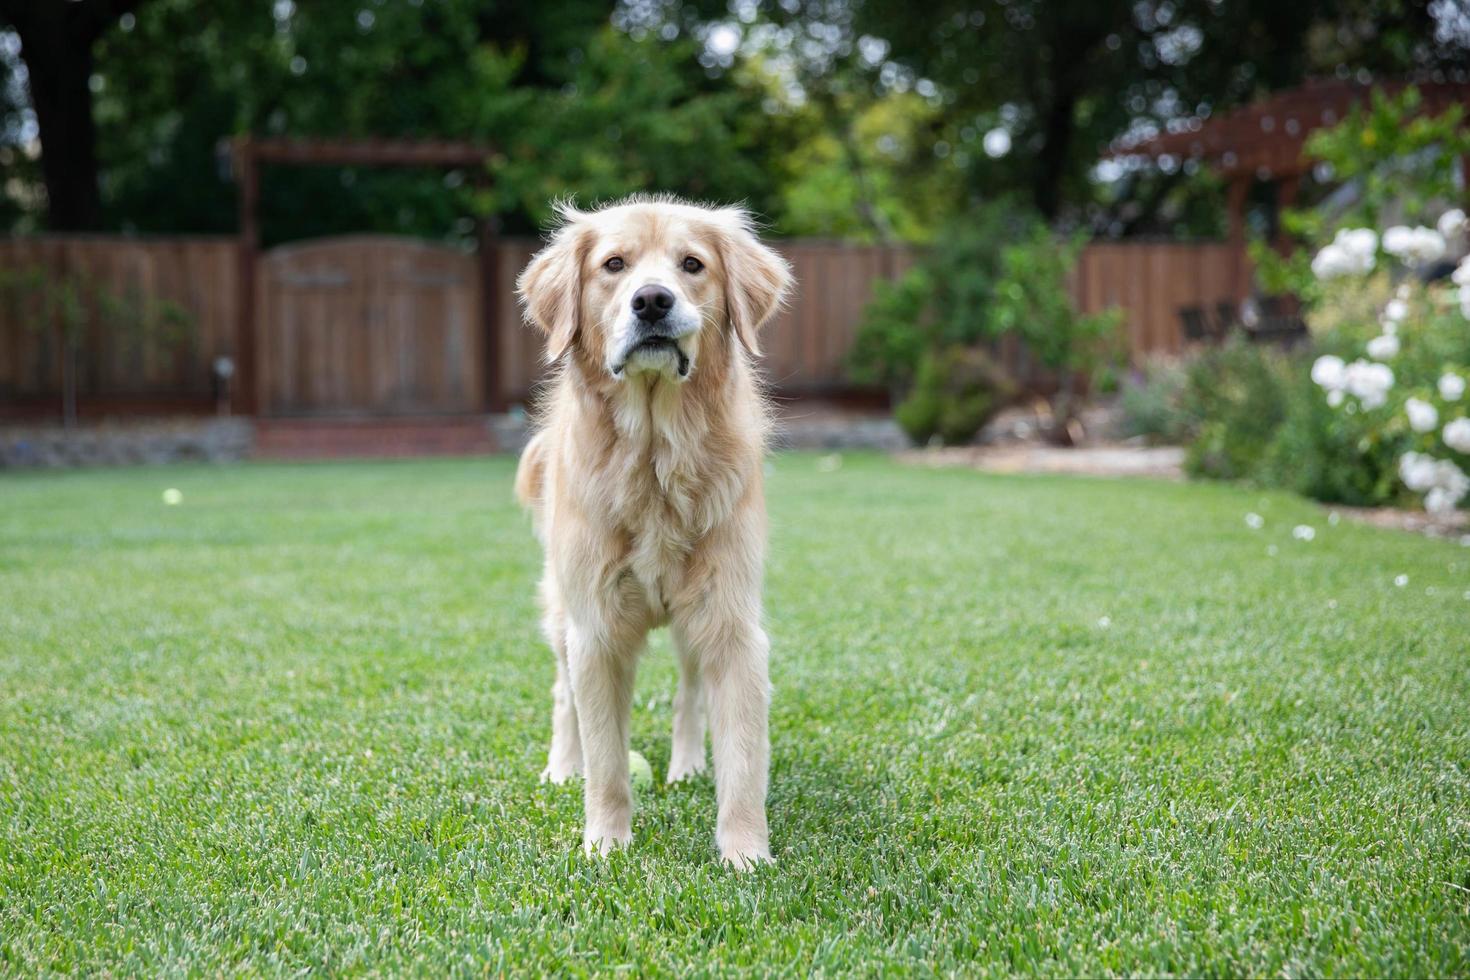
[1109,77,1470,181]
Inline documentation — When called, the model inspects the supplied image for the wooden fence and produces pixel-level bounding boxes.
[0,234,1249,417]
[1073,241,1250,358]
[0,236,238,410]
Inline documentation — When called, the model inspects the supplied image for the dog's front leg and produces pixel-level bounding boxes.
[565,619,641,855]
[679,609,772,869]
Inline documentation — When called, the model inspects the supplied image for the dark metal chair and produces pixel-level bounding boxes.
[1245,296,1308,346]
[1213,301,1239,339]
[1179,306,1212,342]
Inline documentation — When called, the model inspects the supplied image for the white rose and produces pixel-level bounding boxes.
[1312,244,1351,280]
[1406,397,1439,433]
[1336,227,1378,260]
[1383,226,1446,265]
[1424,459,1469,513]
[1401,451,1438,492]
[1453,257,1470,288]
[1382,226,1413,255]
[1439,373,1465,402]
[1344,359,1394,409]
[1311,354,1346,390]
[1365,334,1400,359]
[1444,417,1470,454]
[1425,487,1458,515]
[1439,208,1467,239]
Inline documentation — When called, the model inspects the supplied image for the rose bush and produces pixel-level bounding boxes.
[1288,235,1470,512]
[1190,88,1470,515]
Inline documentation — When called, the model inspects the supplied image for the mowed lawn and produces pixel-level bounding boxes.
[2,454,1468,976]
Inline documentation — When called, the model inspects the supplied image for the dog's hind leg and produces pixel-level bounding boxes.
[540,582,583,784]
[666,623,707,783]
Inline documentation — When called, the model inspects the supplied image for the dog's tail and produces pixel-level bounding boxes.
[514,431,547,511]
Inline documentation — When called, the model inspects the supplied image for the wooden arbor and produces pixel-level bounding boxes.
[229,137,501,415]
[1112,78,1470,251]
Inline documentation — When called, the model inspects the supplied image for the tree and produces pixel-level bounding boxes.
[860,0,1466,223]
[0,0,145,230]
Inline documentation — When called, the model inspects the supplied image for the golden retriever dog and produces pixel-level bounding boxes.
[514,197,793,868]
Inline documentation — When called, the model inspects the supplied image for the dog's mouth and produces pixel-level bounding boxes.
[614,336,691,378]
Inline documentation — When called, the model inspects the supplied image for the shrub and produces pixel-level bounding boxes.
[1181,339,1294,481]
[1119,358,1194,445]
[851,201,1121,443]
[893,345,1014,446]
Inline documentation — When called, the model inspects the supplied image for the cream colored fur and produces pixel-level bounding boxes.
[515,197,793,868]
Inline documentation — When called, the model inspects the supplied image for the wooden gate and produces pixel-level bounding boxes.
[257,236,482,415]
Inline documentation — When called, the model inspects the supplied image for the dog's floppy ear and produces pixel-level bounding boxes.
[714,208,792,357]
[517,204,590,363]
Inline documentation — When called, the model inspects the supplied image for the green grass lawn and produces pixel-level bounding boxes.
[2,454,1468,975]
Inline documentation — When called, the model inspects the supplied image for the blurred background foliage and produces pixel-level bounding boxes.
[1,0,1465,242]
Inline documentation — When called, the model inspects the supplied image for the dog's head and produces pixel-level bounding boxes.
[517,198,792,384]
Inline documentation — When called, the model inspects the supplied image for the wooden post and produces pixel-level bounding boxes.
[478,213,504,413]
[1273,174,1301,253]
[1225,174,1251,302]
[234,137,259,416]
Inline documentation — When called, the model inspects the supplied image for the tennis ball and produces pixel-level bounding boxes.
[628,750,654,792]
[162,488,183,506]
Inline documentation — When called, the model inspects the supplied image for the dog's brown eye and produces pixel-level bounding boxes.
[682,256,704,274]
[604,256,624,273]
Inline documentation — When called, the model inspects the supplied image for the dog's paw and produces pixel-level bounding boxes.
[539,759,582,784]
[665,753,707,784]
[719,843,774,871]
[718,831,773,870]
[582,828,633,857]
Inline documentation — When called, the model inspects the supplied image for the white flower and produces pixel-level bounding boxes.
[1406,397,1438,433]
[1312,244,1352,280]
[1439,208,1467,239]
[1399,455,1434,493]
[1343,359,1394,409]
[1366,334,1400,359]
[1312,227,1378,279]
[1400,451,1468,513]
[1292,525,1316,541]
[1453,257,1470,288]
[1380,298,1408,327]
[1394,574,1409,587]
[1440,373,1466,402]
[1444,417,1470,454]
[1400,451,1439,491]
[1244,512,1264,530]
[1311,354,1346,390]
[1326,389,1345,407]
[1460,284,1470,320]
[1426,487,1460,514]
[1382,225,1446,265]
[1337,227,1377,260]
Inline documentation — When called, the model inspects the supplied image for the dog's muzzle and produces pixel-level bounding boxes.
[613,324,691,378]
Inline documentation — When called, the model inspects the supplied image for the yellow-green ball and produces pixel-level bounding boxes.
[628,750,654,791]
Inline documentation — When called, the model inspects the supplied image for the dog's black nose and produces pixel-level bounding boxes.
[631,284,675,322]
